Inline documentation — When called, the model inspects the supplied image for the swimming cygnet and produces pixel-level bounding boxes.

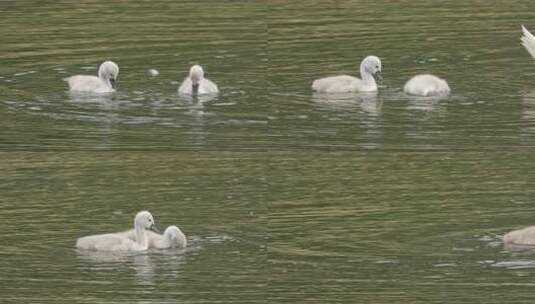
[76,211,159,251]
[178,65,219,96]
[504,226,535,245]
[148,68,159,77]
[403,74,450,96]
[65,61,119,93]
[124,225,187,249]
[312,55,382,93]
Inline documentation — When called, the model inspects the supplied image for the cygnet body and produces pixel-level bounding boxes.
[76,211,159,251]
[178,65,219,95]
[403,74,450,96]
[148,68,159,77]
[65,61,119,93]
[504,226,535,245]
[312,56,382,93]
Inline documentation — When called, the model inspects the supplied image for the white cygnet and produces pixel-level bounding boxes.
[124,225,187,249]
[522,25,535,60]
[76,211,159,251]
[403,74,450,96]
[178,65,219,96]
[504,226,535,245]
[312,55,382,93]
[65,61,119,93]
[148,68,159,77]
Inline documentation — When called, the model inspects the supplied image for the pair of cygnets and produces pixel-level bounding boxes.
[65,63,218,95]
[312,55,450,96]
[314,25,535,96]
[76,211,187,251]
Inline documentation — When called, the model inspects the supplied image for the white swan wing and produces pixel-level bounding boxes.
[76,233,140,251]
[174,230,187,249]
[522,26,535,60]
[65,75,111,93]
[120,229,137,240]
[199,78,219,94]
[178,77,193,95]
[312,75,360,93]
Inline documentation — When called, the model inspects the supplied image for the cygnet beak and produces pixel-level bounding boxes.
[192,82,199,96]
[149,223,159,233]
[375,71,383,80]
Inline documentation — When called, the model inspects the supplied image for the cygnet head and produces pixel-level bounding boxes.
[135,211,159,232]
[164,225,187,248]
[189,65,204,83]
[361,56,382,78]
[189,65,204,95]
[98,61,119,89]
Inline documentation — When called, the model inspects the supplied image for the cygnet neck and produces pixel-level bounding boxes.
[134,219,148,250]
[98,67,106,80]
[360,63,376,87]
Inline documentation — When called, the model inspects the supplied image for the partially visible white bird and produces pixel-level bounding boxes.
[124,225,187,249]
[312,55,382,93]
[148,69,159,77]
[403,74,450,96]
[76,211,159,251]
[178,65,219,96]
[522,25,535,60]
[504,226,535,245]
[65,61,119,93]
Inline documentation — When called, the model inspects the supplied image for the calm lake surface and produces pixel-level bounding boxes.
[3,0,535,303]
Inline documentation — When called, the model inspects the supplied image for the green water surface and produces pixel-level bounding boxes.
[2,0,535,303]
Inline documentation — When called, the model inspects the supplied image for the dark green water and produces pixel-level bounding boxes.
[3,0,535,303]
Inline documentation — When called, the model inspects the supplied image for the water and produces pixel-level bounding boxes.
[0,0,267,151]
[3,0,535,303]
[0,152,267,303]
